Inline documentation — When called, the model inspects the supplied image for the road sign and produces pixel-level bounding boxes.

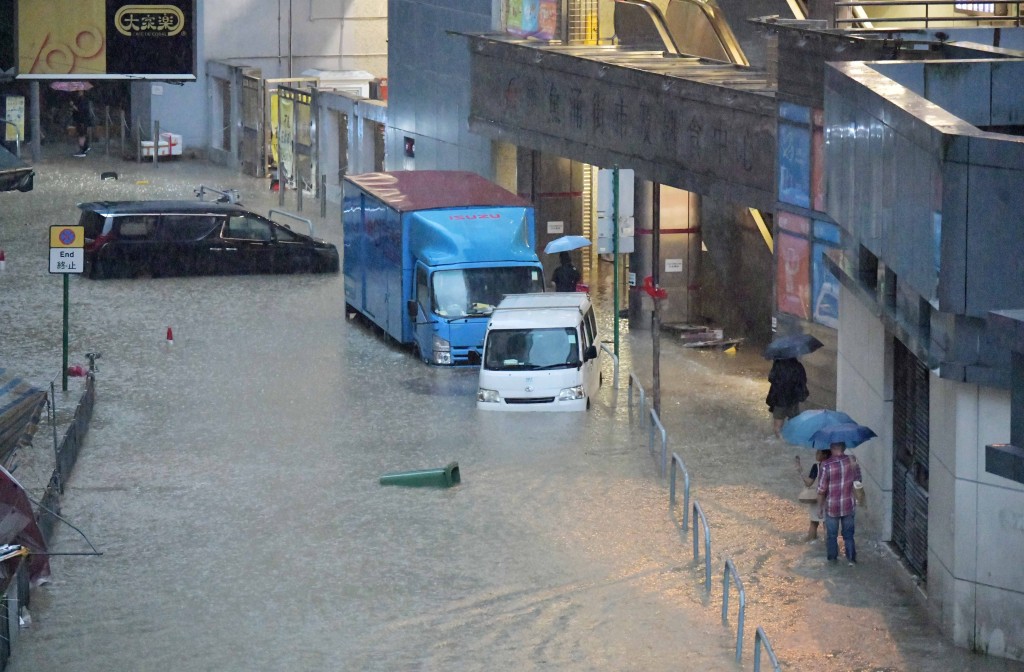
[49,225,84,274]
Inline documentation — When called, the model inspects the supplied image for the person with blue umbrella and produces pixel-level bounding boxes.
[816,436,866,565]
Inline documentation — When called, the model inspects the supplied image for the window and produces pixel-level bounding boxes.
[225,215,273,241]
[116,215,158,239]
[416,266,429,310]
[161,215,220,241]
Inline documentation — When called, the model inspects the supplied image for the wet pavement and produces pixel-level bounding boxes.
[1,145,1022,671]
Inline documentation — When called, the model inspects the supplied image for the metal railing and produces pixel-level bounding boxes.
[754,626,783,671]
[648,407,668,476]
[268,209,315,237]
[692,500,712,593]
[723,558,747,663]
[834,0,1022,29]
[600,342,619,389]
[669,451,690,532]
[626,369,783,669]
[195,185,241,204]
[628,370,646,426]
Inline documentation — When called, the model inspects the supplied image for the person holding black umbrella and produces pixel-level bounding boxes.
[765,356,809,438]
[70,90,95,157]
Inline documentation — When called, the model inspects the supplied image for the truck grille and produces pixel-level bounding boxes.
[505,397,555,405]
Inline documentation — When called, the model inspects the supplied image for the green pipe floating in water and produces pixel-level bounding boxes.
[379,461,461,488]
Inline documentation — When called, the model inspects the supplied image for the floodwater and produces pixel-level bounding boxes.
[1,150,1022,671]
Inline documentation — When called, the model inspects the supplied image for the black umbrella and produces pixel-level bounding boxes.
[763,333,823,360]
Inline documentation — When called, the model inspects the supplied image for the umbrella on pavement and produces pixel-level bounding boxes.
[782,409,856,448]
[810,422,877,450]
[763,333,824,360]
[544,235,591,254]
[49,81,93,92]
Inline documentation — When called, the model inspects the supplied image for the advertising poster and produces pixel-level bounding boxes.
[811,109,826,212]
[506,0,556,40]
[776,232,810,319]
[812,242,840,328]
[18,0,195,78]
[777,210,809,235]
[278,97,295,188]
[2,96,25,142]
[778,121,811,209]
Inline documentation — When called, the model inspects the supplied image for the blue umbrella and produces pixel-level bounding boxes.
[781,409,856,448]
[763,333,823,360]
[810,422,877,450]
[544,235,592,254]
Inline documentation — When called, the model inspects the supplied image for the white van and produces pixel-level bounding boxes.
[477,293,601,411]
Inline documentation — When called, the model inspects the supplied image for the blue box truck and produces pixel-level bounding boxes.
[343,171,545,365]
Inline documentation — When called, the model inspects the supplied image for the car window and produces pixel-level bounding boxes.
[273,224,300,242]
[224,214,272,241]
[116,215,159,240]
[161,215,221,241]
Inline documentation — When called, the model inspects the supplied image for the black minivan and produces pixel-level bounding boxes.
[78,200,340,279]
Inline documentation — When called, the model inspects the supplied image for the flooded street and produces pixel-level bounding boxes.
[2,151,1022,671]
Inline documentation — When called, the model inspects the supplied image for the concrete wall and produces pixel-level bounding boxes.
[386,0,493,176]
[836,283,893,539]
[929,375,1024,660]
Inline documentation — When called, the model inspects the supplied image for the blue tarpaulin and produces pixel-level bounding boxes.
[0,369,47,463]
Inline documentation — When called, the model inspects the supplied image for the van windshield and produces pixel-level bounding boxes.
[484,328,580,371]
[432,267,543,318]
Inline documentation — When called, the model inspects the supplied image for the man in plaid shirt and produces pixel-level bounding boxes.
[817,442,862,564]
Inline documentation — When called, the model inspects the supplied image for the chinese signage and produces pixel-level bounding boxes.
[17,0,196,79]
[49,225,84,274]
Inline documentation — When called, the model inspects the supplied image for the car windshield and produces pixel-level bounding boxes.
[484,328,580,371]
[432,267,543,318]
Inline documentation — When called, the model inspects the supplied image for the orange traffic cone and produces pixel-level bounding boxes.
[166,326,174,346]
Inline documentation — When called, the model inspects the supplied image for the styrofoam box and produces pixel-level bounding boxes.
[141,132,183,157]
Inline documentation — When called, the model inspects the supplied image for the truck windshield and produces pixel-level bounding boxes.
[484,328,580,371]
[432,267,543,318]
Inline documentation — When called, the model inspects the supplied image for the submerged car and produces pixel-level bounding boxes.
[78,200,340,279]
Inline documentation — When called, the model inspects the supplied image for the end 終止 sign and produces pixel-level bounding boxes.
[49,225,85,274]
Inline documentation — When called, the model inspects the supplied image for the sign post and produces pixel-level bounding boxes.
[49,225,85,391]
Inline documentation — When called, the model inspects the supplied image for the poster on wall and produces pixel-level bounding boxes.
[778,121,811,209]
[17,0,196,79]
[776,232,811,320]
[812,243,840,328]
[505,0,558,40]
[277,97,295,189]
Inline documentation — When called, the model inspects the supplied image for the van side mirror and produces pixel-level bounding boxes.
[407,300,418,318]
[584,344,598,362]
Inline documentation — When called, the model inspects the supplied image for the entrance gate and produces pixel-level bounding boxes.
[241,72,265,177]
[892,337,929,579]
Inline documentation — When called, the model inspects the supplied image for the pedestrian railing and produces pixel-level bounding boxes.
[754,626,782,671]
[693,500,712,592]
[626,370,782,669]
[722,558,747,663]
[669,451,690,532]
[649,408,668,476]
[628,370,646,427]
[101,106,128,158]
[268,209,315,237]
[600,343,619,389]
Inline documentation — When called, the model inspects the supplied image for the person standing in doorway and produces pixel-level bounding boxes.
[71,90,94,157]
[817,442,862,565]
[551,251,581,292]
[765,356,808,437]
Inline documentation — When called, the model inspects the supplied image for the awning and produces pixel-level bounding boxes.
[0,144,34,193]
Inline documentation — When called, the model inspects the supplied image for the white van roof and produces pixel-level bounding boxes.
[488,293,591,330]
